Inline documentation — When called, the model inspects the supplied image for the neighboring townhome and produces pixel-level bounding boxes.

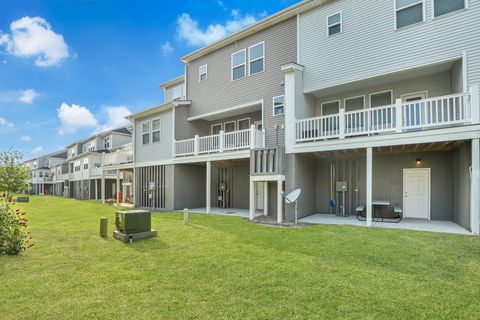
[24,149,67,195]
[65,127,132,202]
[277,0,480,234]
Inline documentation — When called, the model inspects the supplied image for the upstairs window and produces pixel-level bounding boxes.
[45,160,50,167]
[433,0,466,17]
[232,49,246,81]
[152,119,161,143]
[199,64,207,81]
[273,96,285,115]
[248,42,264,75]
[83,158,88,170]
[395,0,424,29]
[104,137,111,149]
[370,90,393,107]
[327,12,342,36]
[237,118,250,130]
[142,122,150,145]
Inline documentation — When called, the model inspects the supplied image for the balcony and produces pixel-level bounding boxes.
[296,93,477,143]
[174,125,265,158]
[250,147,285,176]
[104,149,133,167]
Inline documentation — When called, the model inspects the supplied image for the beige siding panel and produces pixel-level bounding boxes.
[186,17,297,147]
[300,0,480,92]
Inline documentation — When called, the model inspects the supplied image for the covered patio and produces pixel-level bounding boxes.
[299,214,471,235]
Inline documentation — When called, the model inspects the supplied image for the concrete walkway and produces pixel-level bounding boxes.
[299,213,472,235]
[186,207,263,219]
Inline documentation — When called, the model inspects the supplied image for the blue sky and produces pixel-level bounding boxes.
[0,0,296,159]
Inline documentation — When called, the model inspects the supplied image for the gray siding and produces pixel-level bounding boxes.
[453,142,471,230]
[134,109,173,164]
[300,0,480,92]
[173,164,206,210]
[451,60,464,93]
[186,17,297,147]
[315,71,453,114]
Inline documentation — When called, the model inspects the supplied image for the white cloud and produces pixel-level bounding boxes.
[99,106,132,132]
[161,41,174,56]
[0,117,14,127]
[19,89,38,104]
[20,135,31,142]
[0,16,69,67]
[176,10,262,47]
[31,146,43,154]
[57,102,97,135]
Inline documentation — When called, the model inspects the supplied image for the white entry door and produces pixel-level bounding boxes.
[256,182,264,210]
[403,168,431,220]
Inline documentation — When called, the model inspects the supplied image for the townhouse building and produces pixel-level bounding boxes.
[23,0,480,235]
[24,149,67,195]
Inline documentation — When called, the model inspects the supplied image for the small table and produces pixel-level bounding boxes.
[372,200,390,219]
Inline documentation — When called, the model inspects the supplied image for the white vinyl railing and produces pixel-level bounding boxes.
[296,92,474,143]
[174,125,265,157]
[104,149,134,166]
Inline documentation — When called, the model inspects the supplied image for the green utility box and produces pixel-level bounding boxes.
[113,210,156,243]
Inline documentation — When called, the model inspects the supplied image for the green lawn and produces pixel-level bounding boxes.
[1,196,480,319]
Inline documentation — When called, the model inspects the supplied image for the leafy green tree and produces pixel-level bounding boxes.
[0,149,29,198]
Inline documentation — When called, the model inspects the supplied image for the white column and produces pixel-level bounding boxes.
[250,124,256,149]
[101,173,105,204]
[194,135,199,156]
[366,147,373,227]
[277,180,283,224]
[249,179,255,220]
[263,182,268,216]
[95,179,98,200]
[116,169,120,205]
[471,138,480,235]
[206,161,211,214]
[281,63,304,153]
[339,108,345,139]
[132,168,136,207]
[395,98,403,132]
[470,84,479,124]
[219,131,225,152]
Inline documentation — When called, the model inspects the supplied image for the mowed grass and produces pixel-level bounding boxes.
[1,196,480,319]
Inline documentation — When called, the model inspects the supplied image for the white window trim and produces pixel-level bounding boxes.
[237,118,251,130]
[142,121,151,145]
[199,64,208,82]
[369,89,394,108]
[211,123,223,135]
[344,95,366,111]
[272,95,285,116]
[248,41,265,76]
[231,48,246,81]
[224,120,237,132]
[432,0,468,19]
[394,0,425,30]
[320,100,341,115]
[326,12,342,37]
[401,90,429,101]
[151,118,161,143]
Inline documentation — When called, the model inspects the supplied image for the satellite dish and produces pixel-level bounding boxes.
[282,189,302,224]
[285,189,301,204]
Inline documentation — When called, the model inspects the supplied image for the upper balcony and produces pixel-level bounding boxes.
[296,92,477,144]
[174,125,265,158]
[103,145,133,169]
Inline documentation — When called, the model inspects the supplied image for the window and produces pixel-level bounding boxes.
[395,0,424,29]
[237,118,250,130]
[321,101,340,115]
[211,123,222,135]
[39,172,44,178]
[87,141,95,151]
[83,145,87,153]
[433,0,465,17]
[199,64,207,81]
[45,159,50,167]
[370,90,393,107]
[83,158,88,170]
[248,42,264,75]
[104,137,111,149]
[142,122,150,145]
[152,119,161,143]
[232,49,246,81]
[74,161,81,172]
[344,96,365,112]
[327,12,342,36]
[273,96,285,115]
[224,121,236,132]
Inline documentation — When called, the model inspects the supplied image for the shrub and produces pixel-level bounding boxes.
[0,198,32,255]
